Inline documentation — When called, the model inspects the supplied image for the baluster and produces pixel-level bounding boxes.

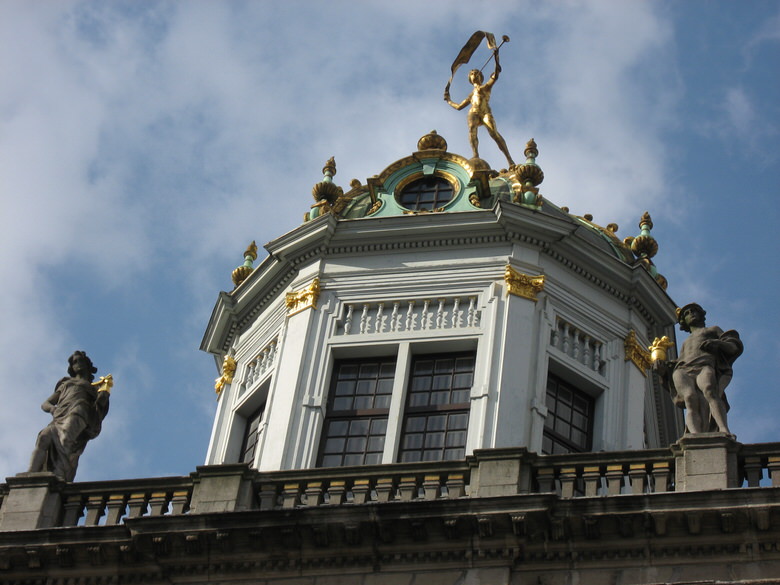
[105,494,127,525]
[391,302,400,332]
[375,303,384,333]
[246,361,255,386]
[551,321,560,348]
[572,329,581,361]
[360,304,369,334]
[452,298,460,328]
[467,297,476,327]
[562,324,571,355]
[84,496,105,526]
[269,339,278,366]
[405,301,415,331]
[422,300,431,330]
[593,343,603,373]
[583,334,592,367]
[344,304,354,334]
[436,299,445,329]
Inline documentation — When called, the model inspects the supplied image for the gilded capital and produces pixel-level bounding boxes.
[286,278,321,316]
[504,265,545,301]
[215,355,237,396]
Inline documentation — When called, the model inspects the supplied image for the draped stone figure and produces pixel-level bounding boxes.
[654,304,742,435]
[28,351,112,482]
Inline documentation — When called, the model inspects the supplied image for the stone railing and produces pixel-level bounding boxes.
[738,442,780,488]
[59,476,194,527]
[2,439,779,531]
[550,317,605,375]
[239,336,279,394]
[531,448,674,497]
[254,459,471,510]
[337,296,481,336]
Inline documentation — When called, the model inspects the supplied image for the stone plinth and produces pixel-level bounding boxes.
[189,463,255,513]
[0,472,63,531]
[469,447,532,497]
[672,432,740,491]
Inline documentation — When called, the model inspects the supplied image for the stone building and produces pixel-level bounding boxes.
[1,131,778,584]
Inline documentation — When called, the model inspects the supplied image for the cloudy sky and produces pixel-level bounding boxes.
[1,1,778,483]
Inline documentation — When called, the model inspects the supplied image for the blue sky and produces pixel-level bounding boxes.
[1,1,778,482]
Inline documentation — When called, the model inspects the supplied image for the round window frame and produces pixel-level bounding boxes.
[394,172,460,212]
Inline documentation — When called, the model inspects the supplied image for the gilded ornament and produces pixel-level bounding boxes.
[286,278,321,316]
[624,330,652,376]
[91,374,114,394]
[469,193,482,208]
[649,336,675,363]
[214,355,237,396]
[504,265,545,301]
[367,200,382,215]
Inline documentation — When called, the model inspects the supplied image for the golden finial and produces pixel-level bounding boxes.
[417,130,448,151]
[312,157,342,205]
[232,240,258,288]
[630,211,658,259]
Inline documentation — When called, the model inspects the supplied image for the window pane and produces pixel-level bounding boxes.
[543,374,594,454]
[398,353,474,464]
[319,358,395,468]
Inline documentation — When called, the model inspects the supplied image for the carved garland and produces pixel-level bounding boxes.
[504,265,545,301]
[286,278,321,316]
[624,330,652,377]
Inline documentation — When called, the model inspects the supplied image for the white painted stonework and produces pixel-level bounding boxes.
[202,198,681,471]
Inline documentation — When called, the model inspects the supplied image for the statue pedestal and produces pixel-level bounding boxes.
[0,472,63,531]
[672,433,740,491]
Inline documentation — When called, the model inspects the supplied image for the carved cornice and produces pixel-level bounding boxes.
[504,265,545,302]
[286,278,320,316]
[624,330,652,376]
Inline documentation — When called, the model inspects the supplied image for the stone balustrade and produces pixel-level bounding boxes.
[550,317,604,374]
[59,476,193,527]
[337,296,481,336]
[2,439,779,531]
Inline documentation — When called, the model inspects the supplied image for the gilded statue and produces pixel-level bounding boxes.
[444,31,514,167]
[28,351,112,481]
[654,304,742,435]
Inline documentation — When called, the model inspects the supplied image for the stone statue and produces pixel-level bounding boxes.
[28,351,112,482]
[654,303,742,435]
[444,31,515,167]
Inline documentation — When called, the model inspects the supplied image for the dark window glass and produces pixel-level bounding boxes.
[542,374,594,454]
[397,176,454,211]
[398,353,474,463]
[240,403,266,465]
[318,358,395,467]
